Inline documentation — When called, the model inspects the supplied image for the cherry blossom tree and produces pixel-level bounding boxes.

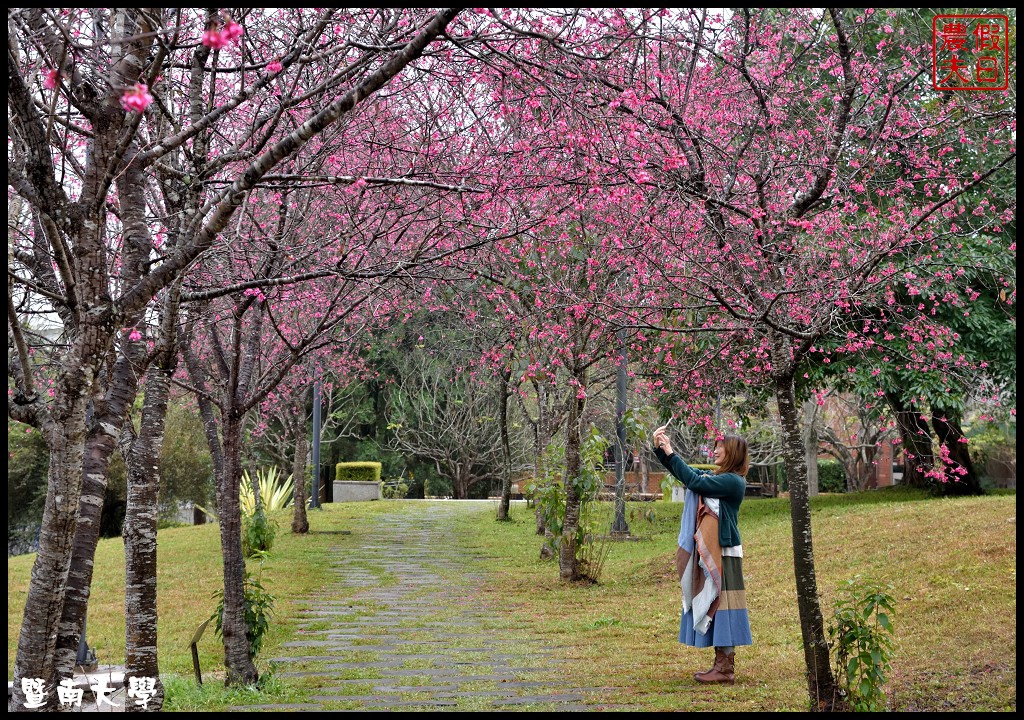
[476,214,657,579]
[8,6,464,705]
[247,356,366,534]
[176,167,494,680]
[9,7,1013,712]
[478,6,1014,707]
[117,282,181,711]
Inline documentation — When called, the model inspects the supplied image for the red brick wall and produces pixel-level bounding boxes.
[875,442,894,487]
[602,470,667,494]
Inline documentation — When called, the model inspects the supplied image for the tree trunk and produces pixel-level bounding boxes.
[534,381,548,535]
[854,445,877,491]
[56,140,157,686]
[121,364,172,712]
[11,420,88,711]
[776,371,840,710]
[182,345,256,683]
[453,463,470,499]
[887,393,935,488]
[801,399,820,496]
[640,453,649,494]
[121,283,180,712]
[11,341,99,711]
[54,354,144,681]
[496,372,513,521]
[291,405,310,534]
[931,407,983,496]
[218,415,259,685]
[851,450,868,491]
[558,372,586,582]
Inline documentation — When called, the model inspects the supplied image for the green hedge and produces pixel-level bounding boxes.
[763,461,845,493]
[335,462,382,482]
[818,459,847,493]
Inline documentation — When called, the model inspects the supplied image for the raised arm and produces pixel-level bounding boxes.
[653,443,743,501]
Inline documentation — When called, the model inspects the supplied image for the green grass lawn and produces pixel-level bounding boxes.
[456,488,1016,712]
[7,501,397,707]
[8,488,1016,711]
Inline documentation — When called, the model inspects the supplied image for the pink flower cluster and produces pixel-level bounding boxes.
[202,17,243,49]
[43,68,60,90]
[120,84,154,112]
[267,60,283,74]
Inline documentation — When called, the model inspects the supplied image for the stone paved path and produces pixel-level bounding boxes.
[232,501,627,712]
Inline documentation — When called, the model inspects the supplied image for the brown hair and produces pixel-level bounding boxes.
[714,435,749,477]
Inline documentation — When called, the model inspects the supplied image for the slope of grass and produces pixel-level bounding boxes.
[7,488,1016,711]
[454,487,1017,712]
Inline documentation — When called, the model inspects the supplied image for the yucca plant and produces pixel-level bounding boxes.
[240,466,294,516]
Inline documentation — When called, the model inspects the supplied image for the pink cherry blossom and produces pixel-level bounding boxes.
[120,83,154,112]
[204,16,243,48]
[222,18,244,42]
[267,60,283,73]
[202,28,229,49]
[43,68,59,90]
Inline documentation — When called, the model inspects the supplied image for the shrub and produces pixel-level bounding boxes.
[772,463,846,493]
[827,576,897,712]
[335,461,382,482]
[381,478,409,499]
[530,479,565,558]
[818,459,847,493]
[967,420,1016,488]
[529,426,611,581]
[574,427,612,581]
[211,558,276,661]
[242,508,277,558]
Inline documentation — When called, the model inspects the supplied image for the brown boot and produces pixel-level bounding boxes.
[693,649,721,682]
[694,648,735,684]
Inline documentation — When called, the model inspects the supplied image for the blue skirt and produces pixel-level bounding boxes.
[680,555,752,647]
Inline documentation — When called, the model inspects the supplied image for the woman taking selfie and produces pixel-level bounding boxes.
[652,424,752,685]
